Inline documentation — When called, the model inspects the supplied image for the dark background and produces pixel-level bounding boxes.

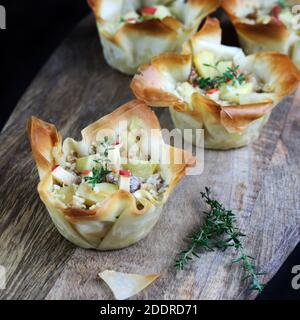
[0,0,299,300]
[0,0,90,128]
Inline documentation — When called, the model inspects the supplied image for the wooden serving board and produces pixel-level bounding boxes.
[0,15,299,300]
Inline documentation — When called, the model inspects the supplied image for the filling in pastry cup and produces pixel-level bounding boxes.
[131,17,300,150]
[28,100,195,250]
[222,0,300,70]
[88,0,220,74]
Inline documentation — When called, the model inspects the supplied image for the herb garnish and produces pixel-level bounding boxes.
[84,166,112,188]
[98,136,114,167]
[194,64,246,91]
[84,136,113,188]
[175,187,265,293]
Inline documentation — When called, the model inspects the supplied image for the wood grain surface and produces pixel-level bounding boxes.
[0,15,299,300]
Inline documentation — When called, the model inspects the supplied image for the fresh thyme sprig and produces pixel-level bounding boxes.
[194,64,246,91]
[98,136,114,168]
[175,187,265,293]
[175,187,243,268]
[84,166,112,188]
[84,136,113,188]
[195,77,217,91]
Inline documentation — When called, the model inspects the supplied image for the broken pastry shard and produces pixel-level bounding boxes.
[99,270,159,300]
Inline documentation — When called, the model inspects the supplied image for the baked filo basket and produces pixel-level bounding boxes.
[222,0,300,70]
[28,101,195,250]
[88,0,220,74]
[131,17,300,150]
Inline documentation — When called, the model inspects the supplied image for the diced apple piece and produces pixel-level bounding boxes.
[79,170,92,178]
[76,155,98,173]
[119,170,131,177]
[206,88,219,95]
[119,170,131,192]
[194,51,217,78]
[142,5,172,20]
[119,176,130,192]
[52,166,77,186]
[153,5,171,20]
[216,61,233,74]
[124,162,157,180]
[142,6,157,15]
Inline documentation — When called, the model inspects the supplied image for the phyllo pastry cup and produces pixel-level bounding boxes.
[28,100,195,250]
[222,0,300,69]
[88,0,220,74]
[131,17,300,149]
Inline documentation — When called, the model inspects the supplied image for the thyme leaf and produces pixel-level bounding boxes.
[84,136,112,188]
[194,64,246,91]
[84,166,112,188]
